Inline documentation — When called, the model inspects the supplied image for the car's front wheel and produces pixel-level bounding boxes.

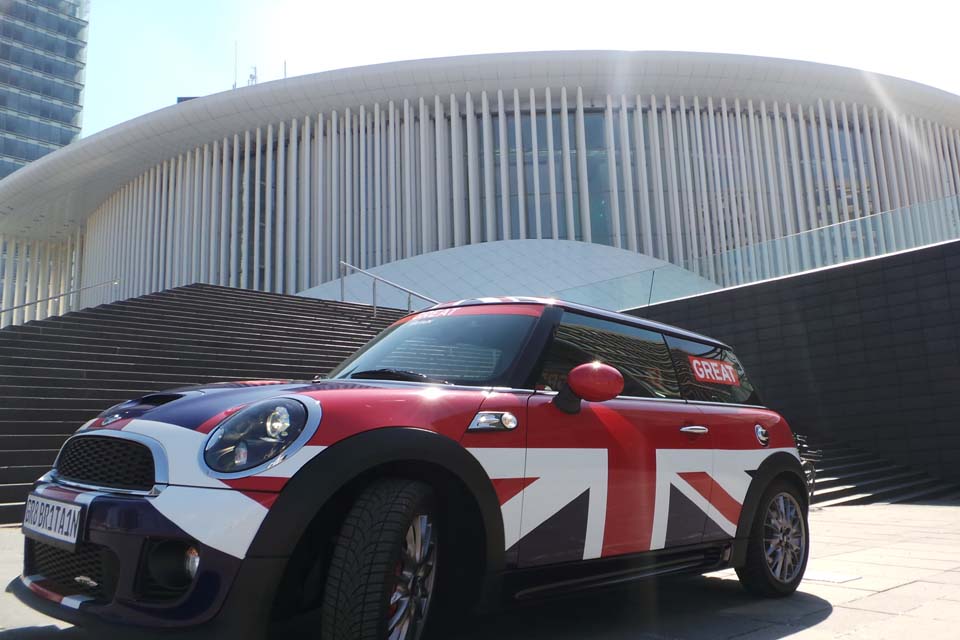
[736,478,809,597]
[321,478,438,640]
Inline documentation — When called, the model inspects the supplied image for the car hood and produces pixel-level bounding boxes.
[79,378,491,443]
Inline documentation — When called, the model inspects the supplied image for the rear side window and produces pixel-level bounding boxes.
[664,336,762,405]
[536,312,681,399]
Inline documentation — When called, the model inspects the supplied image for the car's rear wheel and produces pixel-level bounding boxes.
[736,478,809,597]
[321,478,438,640]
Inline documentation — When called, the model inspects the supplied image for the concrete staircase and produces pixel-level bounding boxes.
[0,284,405,524]
[811,438,960,507]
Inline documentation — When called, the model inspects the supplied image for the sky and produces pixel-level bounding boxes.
[82,0,960,137]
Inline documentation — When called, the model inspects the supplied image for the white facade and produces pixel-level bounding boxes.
[3,51,960,326]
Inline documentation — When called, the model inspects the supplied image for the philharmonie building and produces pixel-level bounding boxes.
[3,50,960,324]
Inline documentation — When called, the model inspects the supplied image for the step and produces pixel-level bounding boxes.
[815,458,891,475]
[0,502,24,525]
[812,470,926,503]
[815,452,875,465]
[0,450,58,466]
[816,477,943,507]
[879,483,960,505]
[0,483,34,504]
[0,466,49,485]
[0,435,74,449]
[813,466,895,490]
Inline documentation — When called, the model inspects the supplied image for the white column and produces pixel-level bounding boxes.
[199,147,210,285]
[286,118,298,293]
[275,121,286,292]
[575,87,591,243]
[650,96,669,259]
[513,89,527,239]
[264,125,275,291]
[240,130,251,288]
[229,134,240,287]
[217,139,229,286]
[497,90,510,240]
[603,95,622,249]
[529,88,542,240]
[387,103,398,263]
[465,93,481,243]
[191,147,202,286]
[545,88,559,240]
[620,95,638,252]
[560,88,575,240]
[253,128,262,290]
[360,107,369,266]
[451,94,466,246]
[374,107,383,265]
[481,92,495,243]
[303,114,312,283]
[434,96,448,249]
[402,101,413,258]
[315,114,325,280]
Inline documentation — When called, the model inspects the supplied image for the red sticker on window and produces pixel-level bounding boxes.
[688,356,741,386]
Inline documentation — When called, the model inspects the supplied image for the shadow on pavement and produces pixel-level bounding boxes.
[1,575,833,640]
[452,574,833,640]
[0,629,89,640]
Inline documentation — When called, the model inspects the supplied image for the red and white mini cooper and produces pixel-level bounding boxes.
[12,298,810,639]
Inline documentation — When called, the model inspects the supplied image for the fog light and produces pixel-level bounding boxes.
[185,546,200,579]
[147,541,199,589]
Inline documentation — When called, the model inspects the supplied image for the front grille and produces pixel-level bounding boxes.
[25,539,119,602]
[56,436,155,491]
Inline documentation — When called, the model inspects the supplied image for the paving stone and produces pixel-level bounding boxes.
[3,493,960,638]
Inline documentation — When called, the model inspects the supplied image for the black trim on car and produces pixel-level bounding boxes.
[729,451,808,569]
[247,427,506,611]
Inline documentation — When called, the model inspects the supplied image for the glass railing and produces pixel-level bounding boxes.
[686,195,960,288]
[553,195,960,311]
[551,264,721,310]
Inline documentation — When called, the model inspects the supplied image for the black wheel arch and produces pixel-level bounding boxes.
[730,451,808,568]
[248,427,505,616]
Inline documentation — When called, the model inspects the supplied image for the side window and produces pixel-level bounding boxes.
[536,312,681,400]
[664,335,762,405]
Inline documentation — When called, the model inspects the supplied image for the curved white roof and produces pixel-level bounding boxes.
[3,50,960,240]
[299,239,719,311]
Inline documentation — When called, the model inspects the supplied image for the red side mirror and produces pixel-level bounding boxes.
[554,362,624,413]
[568,362,624,402]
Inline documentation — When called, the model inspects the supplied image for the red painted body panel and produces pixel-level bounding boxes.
[302,385,486,446]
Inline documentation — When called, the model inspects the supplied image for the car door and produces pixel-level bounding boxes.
[516,311,716,568]
[663,335,769,544]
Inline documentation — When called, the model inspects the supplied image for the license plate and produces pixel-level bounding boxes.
[22,494,83,551]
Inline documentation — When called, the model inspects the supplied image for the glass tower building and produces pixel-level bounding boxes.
[0,0,88,179]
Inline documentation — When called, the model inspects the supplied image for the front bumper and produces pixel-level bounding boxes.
[11,481,285,638]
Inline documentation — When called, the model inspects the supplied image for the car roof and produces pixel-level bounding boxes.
[425,297,731,350]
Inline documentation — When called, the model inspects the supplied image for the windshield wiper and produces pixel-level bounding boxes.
[349,368,450,385]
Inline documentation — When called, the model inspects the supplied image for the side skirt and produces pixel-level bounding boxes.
[503,543,732,601]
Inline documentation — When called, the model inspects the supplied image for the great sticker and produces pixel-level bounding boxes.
[688,356,741,386]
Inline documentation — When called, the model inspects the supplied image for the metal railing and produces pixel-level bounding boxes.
[0,279,120,319]
[339,262,437,315]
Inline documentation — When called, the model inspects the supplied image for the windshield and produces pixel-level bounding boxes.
[328,307,542,387]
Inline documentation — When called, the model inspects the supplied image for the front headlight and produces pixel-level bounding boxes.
[204,398,308,473]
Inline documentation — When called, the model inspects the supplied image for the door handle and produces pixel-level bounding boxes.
[680,425,710,435]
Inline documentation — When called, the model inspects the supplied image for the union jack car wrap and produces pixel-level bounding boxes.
[12,297,810,639]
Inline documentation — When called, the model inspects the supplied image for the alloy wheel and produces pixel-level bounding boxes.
[387,513,437,640]
[762,492,806,584]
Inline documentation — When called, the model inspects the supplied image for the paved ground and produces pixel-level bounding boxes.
[3,497,960,638]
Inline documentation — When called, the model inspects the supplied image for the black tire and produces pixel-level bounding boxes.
[735,478,809,597]
[321,478,439,640]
